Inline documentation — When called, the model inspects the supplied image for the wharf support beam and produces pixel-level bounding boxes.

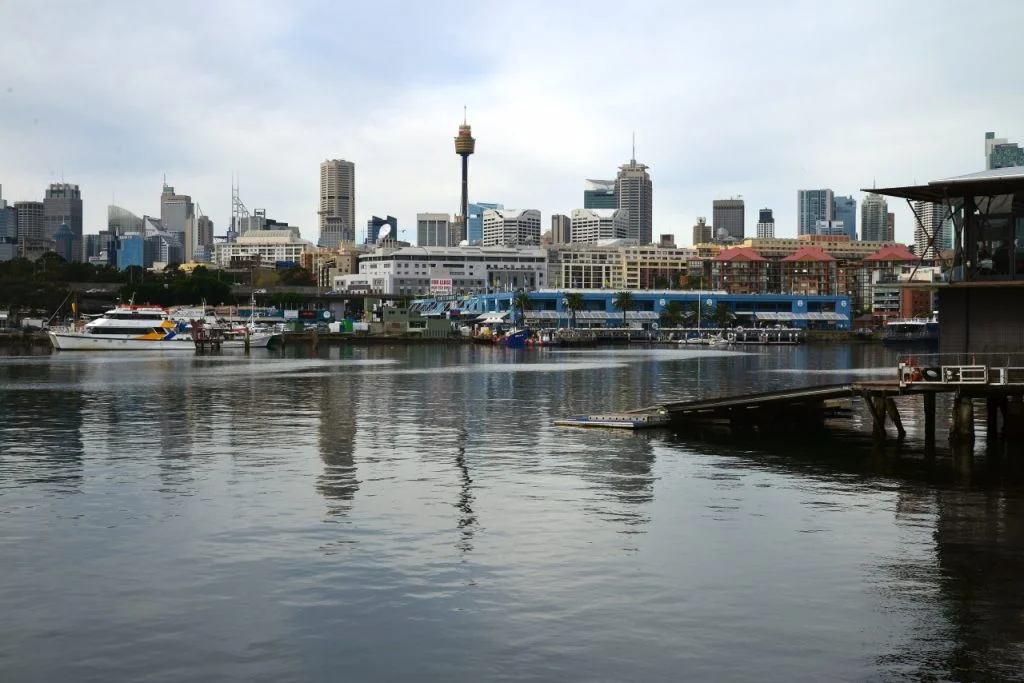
[949,394,975,445]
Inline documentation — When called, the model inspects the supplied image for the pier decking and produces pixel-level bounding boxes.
[558,363,1024,451]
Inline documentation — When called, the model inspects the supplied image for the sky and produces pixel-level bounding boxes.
[1,0,1022,248]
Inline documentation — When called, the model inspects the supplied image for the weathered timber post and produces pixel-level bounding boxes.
[884,397,906,439]
[950,393,975,445]
[923,392,937,455]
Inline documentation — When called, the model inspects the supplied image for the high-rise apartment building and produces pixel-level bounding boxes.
[692,217,711,245]
[833,195,857,240]
[860,193,889,242]
[911,201,947,259]
[160,183,196,263]
[482,209,542,247]
[43,183,83,261]
[467,202,503,245]
[615,157,653,244]
[14,201,44,242]
[713,199,745,240]
[797,189,834,236]
[986,131,1024,170]
[583,180,616,209]
[319,159,356,249]
[568,209,628,244]
[551,214,571,244]
[417,213,451,247]
[756,208,775,239]
[366,215,398,245]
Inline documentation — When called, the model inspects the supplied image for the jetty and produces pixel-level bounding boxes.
[557,359,1024,452]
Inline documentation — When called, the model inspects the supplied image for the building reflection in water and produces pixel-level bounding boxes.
[0,360,85,492]
[316,369,359,517]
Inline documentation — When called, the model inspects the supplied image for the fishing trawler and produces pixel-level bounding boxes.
[48,305,195,351]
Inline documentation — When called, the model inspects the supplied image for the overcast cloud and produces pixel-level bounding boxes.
[1,0,1022,246]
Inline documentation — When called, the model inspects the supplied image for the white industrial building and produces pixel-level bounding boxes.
[334,244,548,296]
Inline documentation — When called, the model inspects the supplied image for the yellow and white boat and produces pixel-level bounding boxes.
[48,305,196,351]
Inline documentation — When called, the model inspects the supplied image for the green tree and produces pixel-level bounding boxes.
[564,292,584,328]
[279,266,314,286]
[659,300,684,327]
[612,290,634,328]
[709,302,735,328]
[512,291,532,327]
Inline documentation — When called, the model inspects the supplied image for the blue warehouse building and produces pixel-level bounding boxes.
[416,290,852,330]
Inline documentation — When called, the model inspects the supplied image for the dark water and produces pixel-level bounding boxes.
[2,344,1023,682]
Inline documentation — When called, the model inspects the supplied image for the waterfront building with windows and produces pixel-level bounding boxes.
[340,245,548,297]
[455,289,851,330]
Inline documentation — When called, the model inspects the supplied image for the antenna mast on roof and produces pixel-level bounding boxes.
[631,132,636,163]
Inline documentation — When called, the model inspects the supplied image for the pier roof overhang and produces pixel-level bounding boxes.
[863,167,1024,203]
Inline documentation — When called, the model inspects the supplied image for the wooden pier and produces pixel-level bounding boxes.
[557,363,1024,450]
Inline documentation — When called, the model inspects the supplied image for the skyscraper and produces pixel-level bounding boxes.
[43,183,83,261]
[108,205,144,237]
[985,131,1024,170]
[616,146,653,244]
[551,214,571,244]
[912,201,947,259]
[366,215,398,245]
[712,199,745,240]
[319,159,356,249]
[860,193,889,242]
[887,213,895,242]
[14,201,44,242]
[756,208,775,239]
[798,189,834,236]
[583,180,616,209]
[467,202,503,245]
[160,182,195,262]
[833,195,857,240]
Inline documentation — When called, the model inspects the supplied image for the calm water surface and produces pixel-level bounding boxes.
[2,344,1023,682]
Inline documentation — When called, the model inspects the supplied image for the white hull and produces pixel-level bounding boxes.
[48,331,196,351]
[221,333,275,349]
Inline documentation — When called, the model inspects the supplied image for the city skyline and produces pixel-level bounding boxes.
[0,1,1022,249]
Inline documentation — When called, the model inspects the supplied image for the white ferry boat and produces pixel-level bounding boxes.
[48,305,196,351]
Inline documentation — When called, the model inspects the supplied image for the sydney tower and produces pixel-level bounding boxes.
[454,110,475,244]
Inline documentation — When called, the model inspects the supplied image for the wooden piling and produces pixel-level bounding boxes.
[987,397,1000,442]
[884,397,906,439]
[923,392,936,454]
[950,394,975,445]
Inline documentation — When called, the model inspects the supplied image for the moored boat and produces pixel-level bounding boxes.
[48,305,195,351]
[883,316,939,346]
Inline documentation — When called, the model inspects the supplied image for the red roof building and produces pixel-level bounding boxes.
[781,246,837,296]
[711,247,768,294]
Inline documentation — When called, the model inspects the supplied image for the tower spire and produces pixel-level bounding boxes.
[631,132,636,163]
[463,105,467,125]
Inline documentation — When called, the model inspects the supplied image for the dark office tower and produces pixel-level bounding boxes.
[756,208,775,239]
[583,180,616,209]
[44,183,83,261]
[712,199,745,240]
[366,215,398,245]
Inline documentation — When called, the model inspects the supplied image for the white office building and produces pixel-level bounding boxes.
[416,213,452,247]
[482,209,542,247]
[569,208,629,244]
[213,227,315,267]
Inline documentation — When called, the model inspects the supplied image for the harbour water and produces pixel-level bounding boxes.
[2,345,1023,682]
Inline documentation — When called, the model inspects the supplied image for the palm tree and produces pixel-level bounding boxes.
[564,292,584,328]
[512,291,531,328]
[659,300,684,328]
[612,290,634,329]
